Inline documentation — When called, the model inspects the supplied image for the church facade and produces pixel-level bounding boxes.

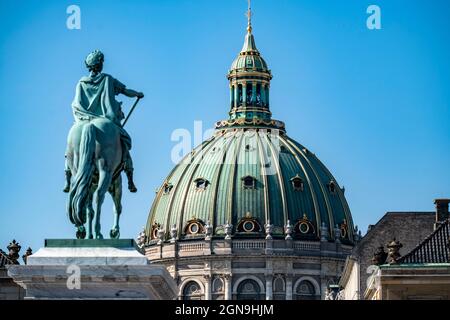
[142,8,358,300]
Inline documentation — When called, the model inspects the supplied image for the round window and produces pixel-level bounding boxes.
[243,221,255,232]
[299,222,310,234]
[189,223,199,234]
[152,228,158,239]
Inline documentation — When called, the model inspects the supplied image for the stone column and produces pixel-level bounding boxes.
[234,84,239,109]
[261,84,266,107]
[224,274,232,300]
[242,83,247,107]
[286,276,293,300]
[252,82,257,105]
[204,275,211,300]
[229,84,234,109]
[320,276,328,300]
[265,275,273,300]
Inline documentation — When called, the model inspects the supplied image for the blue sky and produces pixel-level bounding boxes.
[0,0,449,252]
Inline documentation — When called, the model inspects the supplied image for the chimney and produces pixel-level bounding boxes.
[434,198,450,229]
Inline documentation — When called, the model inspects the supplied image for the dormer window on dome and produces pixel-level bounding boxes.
[242,176,256,189]
[327,180,337,194]
[163,182,173,195]
[294,214,316,239]
[290,175,304,191]
[340,219,349,240]
[150,222,161,240]
[184,218,205,236]
[194,178,209,190]
[237,214,262,233]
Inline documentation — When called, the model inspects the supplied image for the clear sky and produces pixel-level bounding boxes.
[0,0,449,252]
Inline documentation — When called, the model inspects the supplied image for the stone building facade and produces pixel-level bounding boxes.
[339,199,448,300]
[145,236,353,300]
[365,200,450,300]
[0,240,28,300]
[0,268,25,300]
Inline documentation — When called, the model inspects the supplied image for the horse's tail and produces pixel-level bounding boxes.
[67,123,96,226]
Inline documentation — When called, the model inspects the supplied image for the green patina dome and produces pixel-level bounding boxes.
[145,20,355,245]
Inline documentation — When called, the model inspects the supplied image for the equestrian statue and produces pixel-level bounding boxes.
[64,50,144,239]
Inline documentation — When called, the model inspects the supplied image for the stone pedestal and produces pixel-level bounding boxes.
[7,239,177,300]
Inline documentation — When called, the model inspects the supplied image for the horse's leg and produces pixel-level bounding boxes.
[93,161,112,240]
[110,175,122,239]
[87,189,95,239]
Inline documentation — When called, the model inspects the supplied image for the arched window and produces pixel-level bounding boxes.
[246,83,253,104]
[290,175,304,191]
[327,181,336,194]
[182,281,203,300]
[261,84,267,107]
[295,280,318,300]
[265,85,270,107]
[273,277,285,300]
[212,277,224,300]
[256,84,262,106]
[236,279,262,300]
[238,84,243,106]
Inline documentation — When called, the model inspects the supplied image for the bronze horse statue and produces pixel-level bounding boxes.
[64,50,143,239]
[66,118,123,239]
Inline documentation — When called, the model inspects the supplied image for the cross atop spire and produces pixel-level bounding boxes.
[246,0,252,33]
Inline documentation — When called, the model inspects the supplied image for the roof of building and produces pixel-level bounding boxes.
[229,31,269,73]
[353,211,435,254]
[145,129,355,243]
[397,219,450,264]
[229,1,269,73]
[339,211,436,291]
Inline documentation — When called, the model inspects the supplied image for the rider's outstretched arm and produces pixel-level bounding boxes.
[121,88,144,99]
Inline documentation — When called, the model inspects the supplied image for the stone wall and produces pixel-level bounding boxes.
[369,266,450,300]
[354,212,435,298]
[0,268,24,300]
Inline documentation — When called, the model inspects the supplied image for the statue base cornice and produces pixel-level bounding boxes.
[6,239,177,300]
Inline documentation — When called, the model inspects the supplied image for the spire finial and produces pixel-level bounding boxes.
[246,0,252,33]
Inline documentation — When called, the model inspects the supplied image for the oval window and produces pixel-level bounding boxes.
[189,223,199,234]
[243,221,255,232]
[299,222,310,234]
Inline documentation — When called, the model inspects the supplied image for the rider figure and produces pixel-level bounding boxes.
[64,50,143,193]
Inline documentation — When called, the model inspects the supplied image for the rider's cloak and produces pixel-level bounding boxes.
[71,73,132,149]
